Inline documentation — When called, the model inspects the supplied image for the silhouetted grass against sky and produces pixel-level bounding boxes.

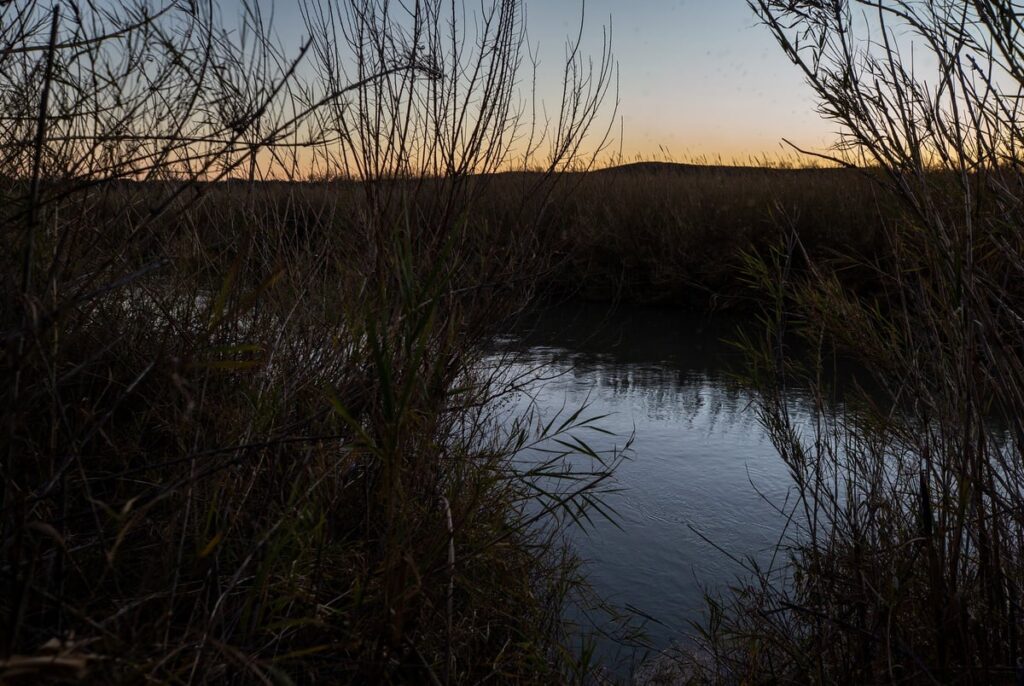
[235,0,838,165]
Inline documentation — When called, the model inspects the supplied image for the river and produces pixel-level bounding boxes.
[483,301,816,670]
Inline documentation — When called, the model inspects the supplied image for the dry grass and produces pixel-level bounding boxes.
[445,163,896,308]
[0,2,622,683]
[542,164,892,305]
[671,2,1024,683]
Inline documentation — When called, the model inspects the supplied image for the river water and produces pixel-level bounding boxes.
[484,302,815,666]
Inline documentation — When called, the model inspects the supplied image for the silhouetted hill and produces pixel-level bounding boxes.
[593,160,846,176]
[594,161,707,175]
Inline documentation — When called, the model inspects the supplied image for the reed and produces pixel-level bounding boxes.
[532,163,894,306]
[673,2,1024,683]
[0,1,621,683]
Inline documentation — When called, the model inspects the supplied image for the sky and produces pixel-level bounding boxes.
[521,0,837,163]
[260,0,841,165]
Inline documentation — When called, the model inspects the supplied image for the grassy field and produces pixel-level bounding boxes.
[105,162,895,309]
[529,163,894,306]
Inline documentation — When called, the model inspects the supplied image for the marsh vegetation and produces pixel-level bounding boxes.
[677,1,1024,683]
[4,0,1024,684]
[0,1,621,682]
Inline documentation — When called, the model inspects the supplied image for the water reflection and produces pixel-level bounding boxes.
[485,302,806,660]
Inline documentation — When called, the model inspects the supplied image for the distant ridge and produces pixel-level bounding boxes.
[593,160,845,175]
[594,161,706,175]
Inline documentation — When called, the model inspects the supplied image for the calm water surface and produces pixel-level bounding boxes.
[484,302,815,659]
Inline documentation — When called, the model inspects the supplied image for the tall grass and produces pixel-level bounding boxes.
[539,164,894,306]
[675,1,1024,682]
[405,161,896,309]
[0,1,622,682]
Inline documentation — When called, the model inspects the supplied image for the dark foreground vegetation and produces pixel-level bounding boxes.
[5,0,1024,684]
[670,1,1024,684]
[1,1,624,682]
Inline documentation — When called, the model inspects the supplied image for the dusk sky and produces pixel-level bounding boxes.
[264,0,840,164]
[522,0,836,162]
